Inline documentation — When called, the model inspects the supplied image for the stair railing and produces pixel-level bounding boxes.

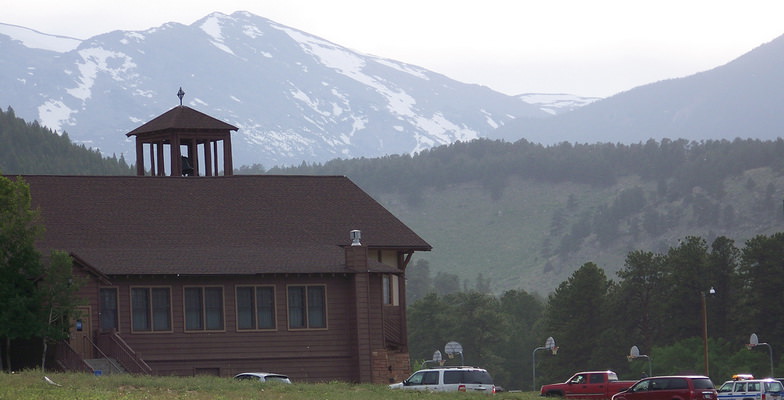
[96,330,153,374]
[55,340,92,373]
[83,334,124,374]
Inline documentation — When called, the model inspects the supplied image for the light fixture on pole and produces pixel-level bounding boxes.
[701,286,716,376]
[533,337,558,391]
[628,345,652,377]
[747,333,774,377]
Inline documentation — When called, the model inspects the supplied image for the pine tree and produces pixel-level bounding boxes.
[0,175,44,371]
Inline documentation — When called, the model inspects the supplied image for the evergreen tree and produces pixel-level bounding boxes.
[706,236,740,343]
[433,271,461,295]
[658,236,711,342]
[738,232,784,364]
[498,289,545,390]
[610,250,666,353]
[542,263,611,373]
[406,293,453,363]
[405,259,432,303]
[0,107,134,175]
[0,175,43,371]
[445,292,507,373]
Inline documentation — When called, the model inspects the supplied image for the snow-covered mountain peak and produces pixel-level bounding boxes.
[1,11,547,167]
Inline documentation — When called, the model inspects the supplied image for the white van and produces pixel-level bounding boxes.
[389,366,496,393]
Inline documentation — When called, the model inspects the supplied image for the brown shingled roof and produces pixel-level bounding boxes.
[126,105,238,137]
[20,175,430,276]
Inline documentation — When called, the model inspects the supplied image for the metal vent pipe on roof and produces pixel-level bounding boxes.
[350,230,361,246]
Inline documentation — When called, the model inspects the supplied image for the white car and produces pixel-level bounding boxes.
[389,366,495,393]
[234,372,292,384]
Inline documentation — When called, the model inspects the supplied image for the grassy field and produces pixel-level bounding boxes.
[0,371,539,400]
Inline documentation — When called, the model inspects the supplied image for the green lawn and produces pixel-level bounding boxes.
[0,371,539,400]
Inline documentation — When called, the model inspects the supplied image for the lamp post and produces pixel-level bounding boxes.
[748,333,774,377]
[533,337,557,391]
[701,287,715,376]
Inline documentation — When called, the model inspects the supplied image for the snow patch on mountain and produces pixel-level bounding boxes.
[37,100,73,133]
[69,48,138,101]
[373,58,430,80]
[518,93,601,115]
[0,23,81,52]
[200,14,236,55]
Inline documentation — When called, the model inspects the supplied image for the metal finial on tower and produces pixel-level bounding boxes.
[177,87,185,106]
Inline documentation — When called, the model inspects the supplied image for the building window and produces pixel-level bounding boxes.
[131,287,171,332]
[287,285,326,329]
[100,288,118,331]
[185,287,224,331]
[382,274,400,306]
[236,286,276,330]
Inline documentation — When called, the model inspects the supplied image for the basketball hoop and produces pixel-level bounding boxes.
[746,344,755,350]
[552,346,559,355]
[627,355,634,362]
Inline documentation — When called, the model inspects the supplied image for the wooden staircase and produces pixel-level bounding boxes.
[84,358,126,375]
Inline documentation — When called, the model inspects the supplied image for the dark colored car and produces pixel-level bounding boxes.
[611,375,717,400]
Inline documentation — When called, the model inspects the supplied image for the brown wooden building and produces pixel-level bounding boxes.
[19,102,431,383]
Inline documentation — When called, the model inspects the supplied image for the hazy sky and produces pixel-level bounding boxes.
[4,0,784,97]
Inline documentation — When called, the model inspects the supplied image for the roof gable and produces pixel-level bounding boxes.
[20,175,430,275]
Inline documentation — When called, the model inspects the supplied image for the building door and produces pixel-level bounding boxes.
[70,306,92,359]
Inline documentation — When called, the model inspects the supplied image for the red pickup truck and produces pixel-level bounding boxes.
[540,371,636,399]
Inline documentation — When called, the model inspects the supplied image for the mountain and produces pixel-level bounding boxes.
[493,34,784,144]
[0,12,547,167]
[517,93,601,115]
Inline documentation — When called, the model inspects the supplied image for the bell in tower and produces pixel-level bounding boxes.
[125,88,239,177]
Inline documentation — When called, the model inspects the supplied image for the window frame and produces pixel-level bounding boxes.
[382,274,400,306]
[235,285,277,331]
[286,284,327,330]
[130,286,173,333]
[183,286,225,332]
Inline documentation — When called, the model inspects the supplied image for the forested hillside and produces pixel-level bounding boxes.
[404,234,784,391]
[0,107,133,175]
[251,137,784,295]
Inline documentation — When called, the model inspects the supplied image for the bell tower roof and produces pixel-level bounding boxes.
[126,88,238,177]
[126,105,238,137]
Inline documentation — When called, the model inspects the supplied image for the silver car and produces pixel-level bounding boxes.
[234,372,292,384]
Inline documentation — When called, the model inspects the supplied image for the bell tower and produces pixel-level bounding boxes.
[126,88,239,176]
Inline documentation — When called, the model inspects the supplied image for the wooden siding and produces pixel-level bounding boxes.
[72,262,102,354]
[383,306,403,346]
[106,274,360,381]
[69,249,412,383]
